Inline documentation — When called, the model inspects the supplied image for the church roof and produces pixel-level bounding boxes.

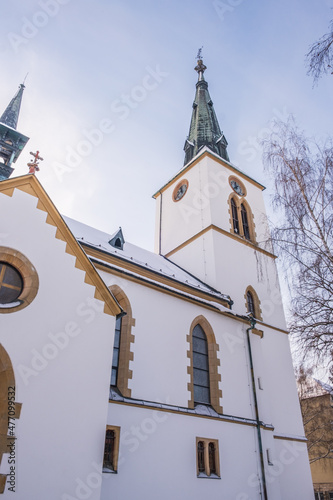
[0,83,25,130]
[0,174,122,317]
[184,59,229,166]
[64,216,231,306]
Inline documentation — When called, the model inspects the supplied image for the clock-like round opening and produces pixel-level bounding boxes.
[172,179,189,202]
[0,262,23,305]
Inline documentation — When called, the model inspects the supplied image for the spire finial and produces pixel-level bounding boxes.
[194,47,207,80]
[27,150,43,175]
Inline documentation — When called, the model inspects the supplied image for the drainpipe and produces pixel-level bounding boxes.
[246,316,268,500]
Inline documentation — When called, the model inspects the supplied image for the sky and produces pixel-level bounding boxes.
[1,0,332,249]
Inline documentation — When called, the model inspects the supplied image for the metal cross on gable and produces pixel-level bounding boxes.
[27,150,44,175]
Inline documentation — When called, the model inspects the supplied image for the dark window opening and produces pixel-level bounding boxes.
[231,198,239,234]
[0,262,23,304]
[197,441,205,473]
[114,238,122,248]
[103,430,115,471]
[111,316,122,387]
[247,291,255,316]
[241,203,250,240]
[209,442,216,474]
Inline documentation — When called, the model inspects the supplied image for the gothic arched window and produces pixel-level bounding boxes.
[247,291,255,316]
[109,285,135,398]
[231,197,239,234]
[187,316,222,414]
[241,203,250,240]
[245,286,262,321]
[193,325,210,405]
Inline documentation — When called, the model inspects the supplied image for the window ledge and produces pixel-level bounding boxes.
[197,473,221,479]
[102,467,117,474]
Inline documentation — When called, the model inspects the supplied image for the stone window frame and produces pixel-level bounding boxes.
[103,425,121,473]
[187,315,222,414]
[109,285,135,398]
[0,247,39,314]
[0,344,22,492]
[244,285,263,321]
[196,437,220,478]
[228,193,256,243]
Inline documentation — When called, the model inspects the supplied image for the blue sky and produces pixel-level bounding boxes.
[1,0,332,250]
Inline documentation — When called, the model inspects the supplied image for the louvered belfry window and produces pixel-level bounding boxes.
[104,430,115,470]
[231,198,239,234]
[193,325,210,405]
[247,291,255,316]
[241,203,250,240]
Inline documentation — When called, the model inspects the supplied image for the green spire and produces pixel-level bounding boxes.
[0,83,29,181]
[0,83,25,130]
[184,58,229,165]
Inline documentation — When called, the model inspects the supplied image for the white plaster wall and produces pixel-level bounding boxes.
[0,189,115,499]
[102,403,266,500]
[272,439,314,500]
[259,328,305,436]
[172,230,287,331]
[98,271,260,419]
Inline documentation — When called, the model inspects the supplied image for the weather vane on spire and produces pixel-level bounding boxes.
[27,150,43,175]
[196,46,203,61]
[195,46,207,77]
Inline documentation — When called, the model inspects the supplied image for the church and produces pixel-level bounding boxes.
[0,58,314,499]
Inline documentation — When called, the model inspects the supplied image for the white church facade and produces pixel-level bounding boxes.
[0,59,314,499]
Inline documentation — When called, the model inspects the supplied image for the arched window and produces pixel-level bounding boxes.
[228,195,255,243]
[193,325,210,405]
[109,285,135,398]
[187,316,222,414]
[231,197,239,234]
[246,291,255,316]
[241,203,250,240]
[245,286,262,321]
[111,316,122,386]
[0,344,21,491]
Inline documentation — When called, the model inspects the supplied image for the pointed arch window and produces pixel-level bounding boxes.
[111,316,122,386]
[187,316,222,414]
[109,285,135,398]
[193,325,210,405]
[246,291,255,316]
[245,286,262,321]
[231,197,240,234]
[228,193,255,243]
[241,203,250,240]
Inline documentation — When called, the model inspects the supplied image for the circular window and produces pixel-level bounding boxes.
[0,262,23,304]
[172,179,189,202]
[229,176,246,197]
[0,247,39,313]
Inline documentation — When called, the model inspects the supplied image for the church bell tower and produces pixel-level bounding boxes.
[0,83,29,181]
[154,57,285,328]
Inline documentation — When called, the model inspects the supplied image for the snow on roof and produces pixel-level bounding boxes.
[63,216,229,301]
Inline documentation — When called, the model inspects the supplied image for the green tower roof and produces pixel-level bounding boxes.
[0,83,25,130]
[184,59,229,166]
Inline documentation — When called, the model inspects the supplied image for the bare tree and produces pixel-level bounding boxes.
[296,365,333,466]
[262,118,333,370]
[306,19,333,84]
